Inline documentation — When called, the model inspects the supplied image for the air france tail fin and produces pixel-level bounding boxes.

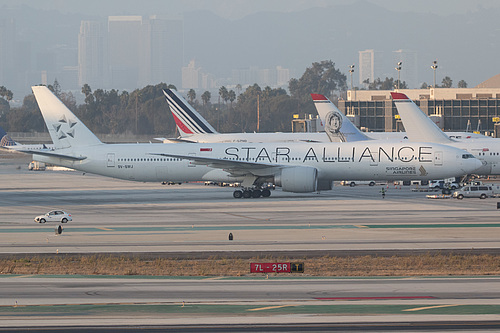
[31,86,102,149]
[162,89,218,136]
[311,94,371,142]
[390,92,453,144]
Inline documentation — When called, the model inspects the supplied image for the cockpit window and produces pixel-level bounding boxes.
[462,153,475,159]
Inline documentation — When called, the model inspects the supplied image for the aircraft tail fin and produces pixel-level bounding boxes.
[0,125,16,147]
[391,92,453,144]
[31,86,102,149]
[311,94,371,142]
[163,89,218,136]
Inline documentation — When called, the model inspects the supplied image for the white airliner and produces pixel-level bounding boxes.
[391,92,500,175]
[28,86,481,198]
[161,89,361,143]
[162,89,487,144]
[0,126,54,152]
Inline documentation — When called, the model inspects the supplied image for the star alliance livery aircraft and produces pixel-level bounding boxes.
[29,86,481,199]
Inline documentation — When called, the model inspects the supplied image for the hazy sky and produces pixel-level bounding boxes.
[3,0,500,18]
[2,0,500,97]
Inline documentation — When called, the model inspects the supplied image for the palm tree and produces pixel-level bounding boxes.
[228,90,236,108]
[201,91,211,105]
[219,86,228,104]
[187,89,196,103]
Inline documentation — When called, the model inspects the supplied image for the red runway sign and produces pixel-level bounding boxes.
[250,262,291,273]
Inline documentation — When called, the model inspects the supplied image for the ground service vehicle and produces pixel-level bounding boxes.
[341,180,376,187]
[453,186,495,199]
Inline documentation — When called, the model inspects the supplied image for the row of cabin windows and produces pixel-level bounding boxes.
[117,155,415,163]
[117,158,181,162]
[477,152,499,156]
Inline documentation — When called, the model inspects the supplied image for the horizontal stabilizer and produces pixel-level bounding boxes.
[28,150,87,161]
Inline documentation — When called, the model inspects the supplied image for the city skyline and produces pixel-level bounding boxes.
[1,1,500,101]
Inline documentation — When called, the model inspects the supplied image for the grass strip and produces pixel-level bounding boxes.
[1,253,500,277]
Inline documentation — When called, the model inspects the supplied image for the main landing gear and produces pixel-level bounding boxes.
[233,188,272,199]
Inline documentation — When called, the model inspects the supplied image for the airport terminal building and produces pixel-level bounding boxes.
[338,79,500,136]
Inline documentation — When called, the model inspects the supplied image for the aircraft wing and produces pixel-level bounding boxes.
[28,150,87,161]
[149,152,280,176]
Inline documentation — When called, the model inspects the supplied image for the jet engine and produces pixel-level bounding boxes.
[274,166,318,193]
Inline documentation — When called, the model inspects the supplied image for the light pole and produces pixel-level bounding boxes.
[395,61,402,90]
[431,60,438,88]
[349,64,355,90]
[349,64,355,100]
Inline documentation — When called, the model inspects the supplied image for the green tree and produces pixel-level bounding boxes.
[366,77,407,90]
[228,90,236,107]
[0,86,13,101]
[441,76,453,88]
[201,91,211,105]
[458,80,468,88]
[289,60,347,103]
[219,86,228,104]
[187,89,196,103]
[48,79,62,97]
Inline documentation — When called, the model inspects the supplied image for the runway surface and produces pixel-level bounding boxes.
[2,154,500,255]
[2,153,500,329]
[2,275,500,330]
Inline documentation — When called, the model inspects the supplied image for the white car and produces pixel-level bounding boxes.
[340,180,377,187]
[34,210,72,223]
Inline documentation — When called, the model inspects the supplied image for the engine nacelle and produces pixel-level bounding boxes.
[274,166,318,193]
[317,179,333,191]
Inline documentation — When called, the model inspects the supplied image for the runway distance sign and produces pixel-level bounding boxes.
[250,262,304,273]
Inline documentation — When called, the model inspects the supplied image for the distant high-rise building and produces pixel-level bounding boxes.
[108,16,145,90]
[147,16,183,88]
[182,60,200,89]
[276,66,290,87]
[78,21,107,89]
[392,49,418,88]
[359,49,378,87]
[231,66,290,88]
[0,18,31,97]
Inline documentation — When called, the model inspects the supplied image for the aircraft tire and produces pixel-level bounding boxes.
[261,189,271,197]
[233,190,243,199]
[252,189,262,198]
[242,190,252,198]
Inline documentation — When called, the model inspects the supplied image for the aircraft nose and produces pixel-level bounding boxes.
[467,157,483,174]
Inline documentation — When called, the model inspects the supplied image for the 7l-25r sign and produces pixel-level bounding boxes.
[250,262,304,273]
